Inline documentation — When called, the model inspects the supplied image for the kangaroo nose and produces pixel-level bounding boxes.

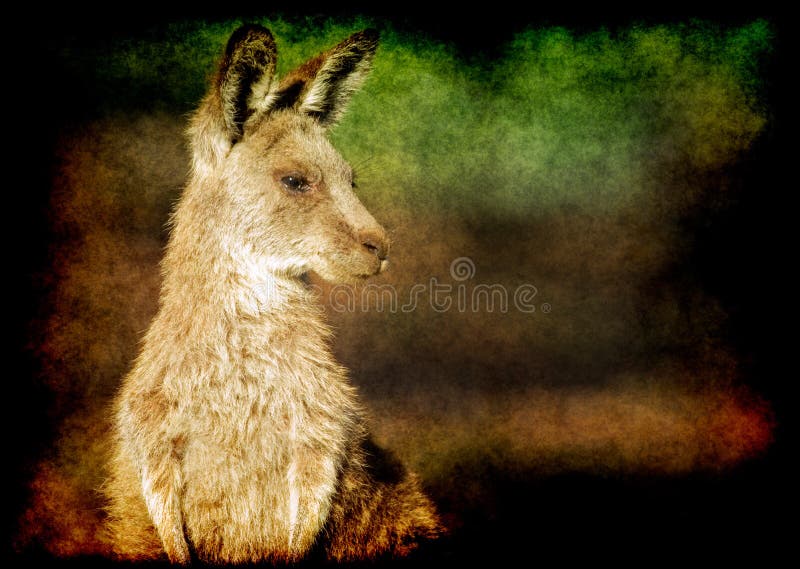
[360,229,390,260]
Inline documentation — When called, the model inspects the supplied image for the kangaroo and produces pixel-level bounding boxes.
[103,25,440,564]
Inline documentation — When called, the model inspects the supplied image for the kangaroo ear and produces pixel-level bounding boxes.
[269,29,378,127]
[189,25,277,174]
[217,24,278,139]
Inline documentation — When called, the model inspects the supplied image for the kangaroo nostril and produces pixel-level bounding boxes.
[361,233,389,260]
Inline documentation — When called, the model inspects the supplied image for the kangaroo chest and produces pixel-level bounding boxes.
[175,318,357,557]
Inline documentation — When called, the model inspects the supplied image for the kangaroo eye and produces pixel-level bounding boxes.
[281,175,308,193]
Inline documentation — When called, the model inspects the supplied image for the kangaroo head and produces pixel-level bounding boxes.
[188,25,388,283]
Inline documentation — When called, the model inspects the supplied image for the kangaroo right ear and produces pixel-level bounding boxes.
[268,29,379,128]
[189,25,277,174]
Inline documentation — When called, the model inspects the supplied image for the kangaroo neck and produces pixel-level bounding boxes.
[161,209,319,325]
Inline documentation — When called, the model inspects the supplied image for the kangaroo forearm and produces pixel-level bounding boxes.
[140,460,190,564]
[117,394,189,562]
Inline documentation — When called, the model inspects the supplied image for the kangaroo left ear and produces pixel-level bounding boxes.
[188,24,277,174]
[268,29,379,127]
[218,24,278,141]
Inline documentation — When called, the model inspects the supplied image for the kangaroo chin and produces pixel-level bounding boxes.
[103,24,441,564]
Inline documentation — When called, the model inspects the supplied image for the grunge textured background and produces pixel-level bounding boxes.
[10,9,790,565]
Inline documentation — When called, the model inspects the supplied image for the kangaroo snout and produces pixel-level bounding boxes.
[358,226,390,274]
[359,228,390,260]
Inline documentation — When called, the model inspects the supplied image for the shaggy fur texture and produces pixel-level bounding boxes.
[103,24,440,564]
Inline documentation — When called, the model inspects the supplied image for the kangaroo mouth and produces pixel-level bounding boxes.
[358,248,388,277]
[355,260,386,279]
[352,258,387,280]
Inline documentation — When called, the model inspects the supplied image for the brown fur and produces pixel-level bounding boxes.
[102,24,440,564]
